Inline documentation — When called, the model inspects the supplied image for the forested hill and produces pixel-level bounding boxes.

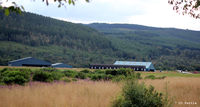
[0,11,123,67]
[86,23,200,70]
[0,11,200,70]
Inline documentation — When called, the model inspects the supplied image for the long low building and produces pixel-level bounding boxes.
[90,61,155,71]
[90,64,146,71]
[8,57,72,68]
[8,57,51,67]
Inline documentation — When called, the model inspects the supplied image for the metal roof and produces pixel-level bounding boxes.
[52,63,72,68]
[114,61,152,68]
[52,63,63,66]
[9,57,33,63]
[9,57,51,66]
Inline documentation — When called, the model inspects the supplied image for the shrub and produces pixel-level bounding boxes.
[112,79,171,107]
[1,70,30,85]
[90,74,99,81]
[75,72,86,79]
[63,70,78,78]
[103,74,113,80]
[112,75,126,82]
[136,73,142,79]
[32,71,53,82]
[62,77,71,83]
[105,68,132,76]
[94,70,105,74]
[105,69,118,76]
[90,74,103,81]
[117,68,132,76]
[90,74,113,81]
[51,71,65,80]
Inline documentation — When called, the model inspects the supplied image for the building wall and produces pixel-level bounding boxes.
[90,64,146,71]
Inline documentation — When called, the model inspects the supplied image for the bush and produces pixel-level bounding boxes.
[63,70,78,78]
[112,75,126,82]
[112,79,171,107]
[1,70,30,85]
[136,73,142,79]
[105,69,118,76]
[90,74,113,81]
[103,74,113,80]
[62,77,71,83]
[117,68,132,76]
[32,71,53,82]
[75,72,87,79]
[105,68,132,76]
[51,71,65,80]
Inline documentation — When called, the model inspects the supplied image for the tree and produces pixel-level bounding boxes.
[168,0,200,18]
[0,0,89,15]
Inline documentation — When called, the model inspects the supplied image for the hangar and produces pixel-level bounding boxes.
[8,57,51,67]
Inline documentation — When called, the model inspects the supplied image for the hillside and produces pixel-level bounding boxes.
[0,11,125,67]
[0,11,200,70]
[86,23,200,70]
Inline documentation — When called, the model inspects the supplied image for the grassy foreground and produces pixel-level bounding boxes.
[0,67,200,107]
[0,81,121,107]
[0,77,199,107]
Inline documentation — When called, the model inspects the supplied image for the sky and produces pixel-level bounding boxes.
[2,0,200,31]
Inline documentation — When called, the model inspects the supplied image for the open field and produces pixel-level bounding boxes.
[0,67,200,107]
[142,77,200,107]
[0,81,121,107]
[0,77,200,107]
[140,71,200,78]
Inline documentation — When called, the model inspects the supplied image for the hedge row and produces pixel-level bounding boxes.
[0,68,143,85]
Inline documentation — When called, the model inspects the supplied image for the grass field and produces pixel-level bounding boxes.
[140,71,200,78]
[0,67,200,107]
[0,81,121,107]
[142,77,200,107]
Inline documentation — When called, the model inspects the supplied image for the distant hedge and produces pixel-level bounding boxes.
[0,70,30,85]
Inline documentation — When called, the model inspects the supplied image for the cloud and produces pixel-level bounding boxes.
[10,0,200,30]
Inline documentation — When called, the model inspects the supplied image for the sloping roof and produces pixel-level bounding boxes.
[9,57,51,66]
[52,63,72,68]
[114,61,152,69]
[9,57,33,63]
[52,63,64,66]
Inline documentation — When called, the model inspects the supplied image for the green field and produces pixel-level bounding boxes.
[139,71,200,78]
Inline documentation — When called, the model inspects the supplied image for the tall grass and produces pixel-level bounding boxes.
[142,77,200,107]
[0,81,121,107]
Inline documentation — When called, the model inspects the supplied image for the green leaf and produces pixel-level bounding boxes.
[4,9,9,16]
[68,0,72,5]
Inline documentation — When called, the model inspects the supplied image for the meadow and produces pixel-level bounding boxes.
[0,67,200,107]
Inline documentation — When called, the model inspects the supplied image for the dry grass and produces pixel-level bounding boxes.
[0,81,121,107]
[142,77,200,107]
